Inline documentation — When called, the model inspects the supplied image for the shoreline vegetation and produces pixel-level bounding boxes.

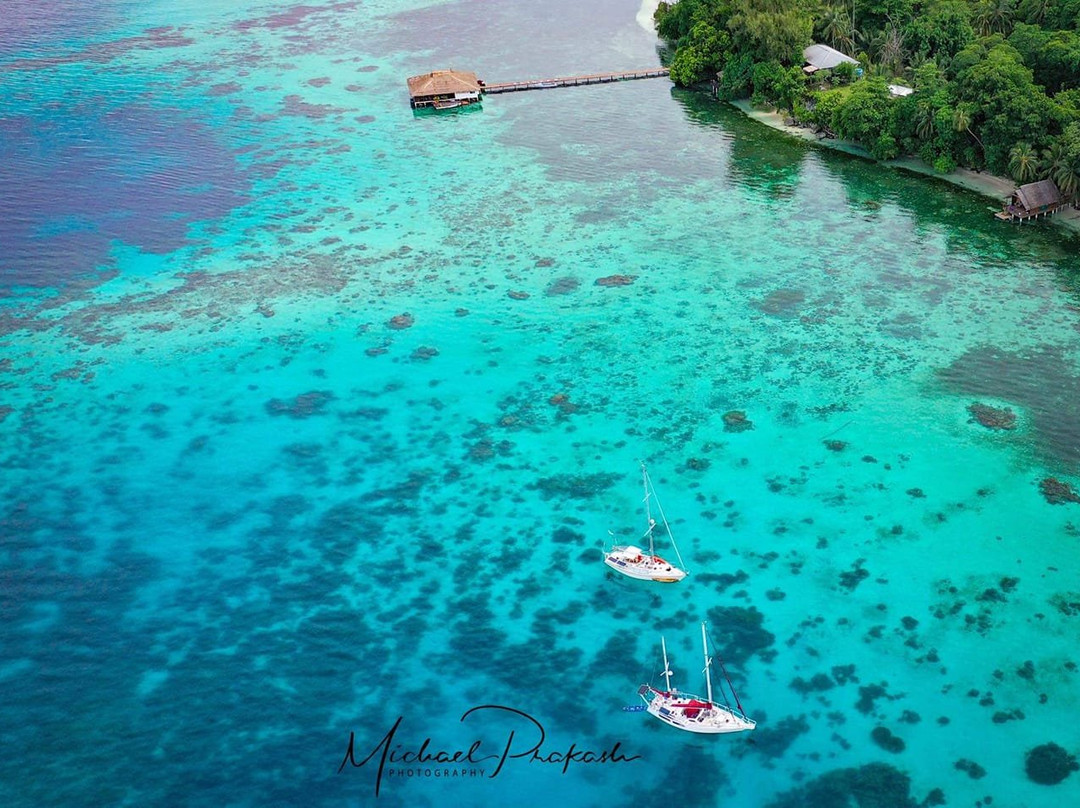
[651,0,1080,238]
[728,99,1080,234]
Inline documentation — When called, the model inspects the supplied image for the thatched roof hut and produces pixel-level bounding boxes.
[997,178,1068,222]
[1012,179,1061,212]
[406,70,482,109]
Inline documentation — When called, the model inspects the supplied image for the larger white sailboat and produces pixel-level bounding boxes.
[603,463,688,583]
[637,622,756,734]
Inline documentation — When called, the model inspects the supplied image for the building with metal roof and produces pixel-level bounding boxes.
[803,44,859,73]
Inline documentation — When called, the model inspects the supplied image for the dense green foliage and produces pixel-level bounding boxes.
[654,0,1080,186]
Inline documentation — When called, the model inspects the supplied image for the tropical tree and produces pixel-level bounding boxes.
[952,102,985,154]
[954,43,1056,171]
[831,77,894,150]
[912,59,946,94]
[1009,25,1080,94]
[974,0,1016,36]
[1042,141,1080,196]
[727,0,814,65]
[1055,157,1080,198]
[816,5,857,54]
[904,2,976,62]
[1008,141,1039,182]
[875,23,905,74]
[668,21,730,86]
[1016,0,1052,25]
[915,99,938,141]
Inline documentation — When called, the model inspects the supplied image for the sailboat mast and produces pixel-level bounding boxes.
[702,622,714,705]
[661,636,672,692]
[641,463,655,556]
[644,465,688,574]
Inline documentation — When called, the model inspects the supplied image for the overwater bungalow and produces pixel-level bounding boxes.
[996,179,1069,222]
[406,69,482,110]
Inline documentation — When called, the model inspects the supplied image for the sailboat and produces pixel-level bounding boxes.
[603,462,688,583]
[637,622,756,734]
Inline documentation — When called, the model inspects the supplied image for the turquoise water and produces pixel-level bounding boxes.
[3,1,1080,806]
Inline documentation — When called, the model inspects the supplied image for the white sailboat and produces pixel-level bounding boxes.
[637,622,756,734]
[603,462,687,583]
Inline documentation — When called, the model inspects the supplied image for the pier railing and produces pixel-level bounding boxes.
[481,68,669,94]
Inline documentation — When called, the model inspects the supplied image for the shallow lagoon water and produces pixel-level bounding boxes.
[2,1,1080,806]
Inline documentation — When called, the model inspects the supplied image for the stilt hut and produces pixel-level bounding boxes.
[997,179,1066,222]
[406,70,482,110]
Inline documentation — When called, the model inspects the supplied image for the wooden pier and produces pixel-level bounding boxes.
[481,68,670,94]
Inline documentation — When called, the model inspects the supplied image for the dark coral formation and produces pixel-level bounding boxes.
[791,673,834,694]
[387,312,414,329]
[265,390,334,417]
[871,726,905,753]
[856,683,896,715]
[767,762,921,808]
[753,288,806,317]
[1025,742,1079,785]
[410,346,438,361]
[832,664,858,685]
[824,439,848,452]
[967,402,1017,430]
[723,410,753,432]
[1039,477,1080,505]
[955,758,987,778]
[697,570,749,592]
[595,274,636,286]
[705,605,776,666]
[941,344,1080,467]
[527,472,621,501]
[545,276,579,296]
[744,715,810,759]
[839,559,870,592]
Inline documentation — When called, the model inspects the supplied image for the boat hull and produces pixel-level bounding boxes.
[604,546,686,582]
[643,690,755,734]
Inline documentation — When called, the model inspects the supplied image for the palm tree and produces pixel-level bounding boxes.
[1041,141,1069,179]
[915,101,937,142]
[974,0,1015,35]
[1042,142,1080,197]
[877,25,905,75]
[1008,142,1039,183]
[818,6,857,55]
[1018,0,1052,25]
[992,0,1016,35]
[1056,158,1080,199]
[952,103,984,154]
